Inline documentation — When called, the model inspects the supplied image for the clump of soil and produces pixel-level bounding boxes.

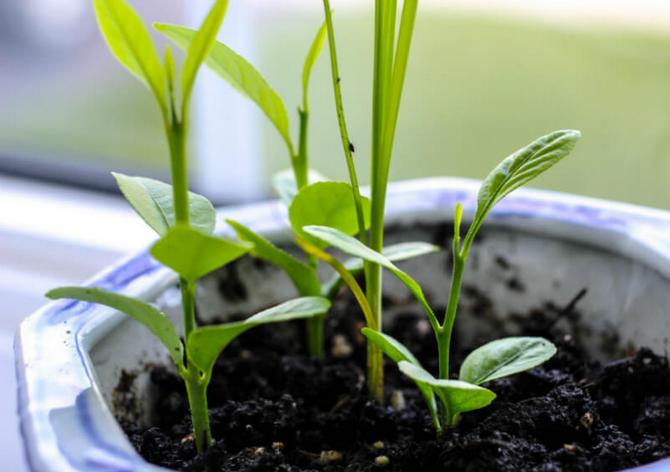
[120,289,670,471]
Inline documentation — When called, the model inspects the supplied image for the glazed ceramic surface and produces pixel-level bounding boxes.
[15,178,670,472]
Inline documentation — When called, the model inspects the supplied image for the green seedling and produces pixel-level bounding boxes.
[46,0,332,453]
[301,130,580,430]
[316,0,421,400]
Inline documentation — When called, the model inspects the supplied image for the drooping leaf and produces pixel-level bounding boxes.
[459,336,557,385]
[226,219,320,296]
[180,0,229,108]
[399,361,496,425]
[302,21,327,106]
[156,24,292,151]
[46,287,183,367]
[289,182,371,246]
[187,296,330,375]
[272,168,329,207]
[471,130,581,235]
[151,225,252,283]
[113,173,216,236]
[363,328,439,429]
[94,0,165,107]
[303,225,439,329]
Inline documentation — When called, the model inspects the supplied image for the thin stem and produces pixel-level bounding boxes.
[321,0,367,242]
[295,109,309,189]
[181,278,197,340]
[184,370,211,453]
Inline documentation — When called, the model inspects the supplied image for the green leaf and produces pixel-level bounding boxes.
[180,0,229,108]
[46,287,183,368]
[226,219,320,296]
[289,182,371,246]
[399,361,496,424]
[472,130,581,235]
[151,225,252,283]
[322,241,439,299]
[156,23,292,151]
[187,296,330,375]
[94,0,165,107]
[303,225,439,329]
[363,329,439,429]
[459,336,557,385]
[272,168,328,207]
[302,21,327,106]
[113,173,216,236]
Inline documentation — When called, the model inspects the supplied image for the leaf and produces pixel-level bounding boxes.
[459,337,557,385]
[272,168,328,207]
[472,130,581,233]
[226,219,321,296]
[302,21,327,104]
[399,361,496,424]
[94,0,165,106]
[363,329,439,429]
[156,24,292,151]
[187,296,330,375]
[151,225,252,283]
[303,225,439,329]
[289,182,371,246]
[180,0,229,108]
[113,173,216,236]
[46,287,183,368]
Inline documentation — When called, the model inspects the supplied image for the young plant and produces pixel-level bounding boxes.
[315,0,421,400]
[300,129,581,431]
[45,0,332,453]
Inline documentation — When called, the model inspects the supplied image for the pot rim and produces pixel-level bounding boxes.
[15,177,670,472]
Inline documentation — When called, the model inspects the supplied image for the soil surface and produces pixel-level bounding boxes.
[120,288,670,471]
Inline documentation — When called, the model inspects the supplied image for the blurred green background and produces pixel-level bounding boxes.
[2,7,670,208]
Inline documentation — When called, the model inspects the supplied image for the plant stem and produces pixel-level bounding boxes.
[181,278,197,339]
[296,109,309,189]
[185,370,211,453]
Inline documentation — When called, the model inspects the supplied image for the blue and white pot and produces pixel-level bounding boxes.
[15,178,670,472]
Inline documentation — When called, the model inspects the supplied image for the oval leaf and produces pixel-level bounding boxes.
[473,130,581,230]
[459,336,557,385]
[289,182,371,246]
[94,0,165,106]
[46,287,183,368]
[180,0,229,107]
[151,225,252,283]
[187,296,330,375]
[303,225,439,328]
[272,168,328,207]
[113,173,216,236]
[399,361,496,424]
[156,23,292,152]
[227,219,320,296]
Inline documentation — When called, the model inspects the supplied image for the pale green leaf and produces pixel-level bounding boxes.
[289,182,371,246]
[151,225,252,283]
[272,168,328,207]
[156,23,292,151]
[459,336,557,385]
[187,296,330,375]
[113,173,216,236]
[302,21,327,105]
[94,0,165,107]
[180,0,229,108]
[46,287,183,367]
[399,361,496,424]
[472,130,581,234]
[303,225,438,329]
[226,219,320,296]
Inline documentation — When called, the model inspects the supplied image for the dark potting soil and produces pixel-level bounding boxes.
[119,288,670,472]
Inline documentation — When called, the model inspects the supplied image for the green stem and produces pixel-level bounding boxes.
[184,370,211,453]
[296,109,309,189]
[181,278,197,340]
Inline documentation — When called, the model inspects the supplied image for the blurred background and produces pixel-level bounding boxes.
[2,0,670,469]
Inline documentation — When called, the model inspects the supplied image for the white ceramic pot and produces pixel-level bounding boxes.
[15,178,670,472]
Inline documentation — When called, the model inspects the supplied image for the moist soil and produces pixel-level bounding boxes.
[119,288,670,472]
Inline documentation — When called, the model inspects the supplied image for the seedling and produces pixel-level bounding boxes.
[301,130,581,431]
[155,17,437,359]
[45,0,331,453]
